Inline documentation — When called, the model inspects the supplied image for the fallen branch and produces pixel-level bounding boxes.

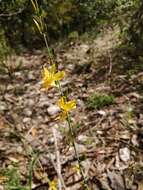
[52,128,62,190]
[0,8,25,18]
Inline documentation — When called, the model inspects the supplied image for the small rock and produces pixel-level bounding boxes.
[67,64,75,71]
[120,131,130,140]
[14,72,21,77]
[0,185,4,190]
[14,72,24,80]
[47,93,55,98]
[97,110,106,116]
[107,170,125,190]
[131,134,138,146]
[0,102,7,111]
[128,92,141,99]
[60,80,70,86]
[26,99,35,107]
[78,135,88,143]
[39,100,51,108]
[16,146,23,154]
[24,108,32,117]
[96,130,103,135]
[28,72,35,80]
[48,137,54,145]
[79,44,90,54]
[119,147,130,162]
[7,84,14,90]
[47,105,60,116]
[23,117,31,123]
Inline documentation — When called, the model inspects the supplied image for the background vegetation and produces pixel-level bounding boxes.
[0,0,141,52]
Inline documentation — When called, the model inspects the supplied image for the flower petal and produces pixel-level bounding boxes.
[58,97,65,109]
[66,100,76,110]
[54,71,65,81]
[58,111,68,120]
[58,97,76,112]
[42,67,50,78]
[41,66,65,90]
[49,64,56,74]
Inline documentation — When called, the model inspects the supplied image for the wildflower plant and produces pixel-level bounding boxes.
[48,179,57,190]
[31,0,89,189]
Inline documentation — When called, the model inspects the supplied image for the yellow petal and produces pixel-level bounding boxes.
[58,97,66,110]
[41,66,65,90]
[72,164,80,174]
[59,111,67,121]
[42,67,50,78]
[49,180,57,190]
[54,71,65,81]
[41,67,56,89]
[66,100,76,110]
[50,64,56,74]
[42,79,55,89]
[58,97,76,112]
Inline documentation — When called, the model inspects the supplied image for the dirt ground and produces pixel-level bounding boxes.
[0,28,143,190]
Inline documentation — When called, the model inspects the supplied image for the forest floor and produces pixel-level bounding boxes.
[0,27,143,190]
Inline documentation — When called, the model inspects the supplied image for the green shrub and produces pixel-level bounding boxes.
[87,92,115,109]
[2,164,28,190]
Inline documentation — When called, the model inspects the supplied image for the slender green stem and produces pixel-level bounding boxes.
[57,81,88,189]
[56,80,64,96]
[43,33,53,65]
[28,153,39,190]
[66,114,88,189]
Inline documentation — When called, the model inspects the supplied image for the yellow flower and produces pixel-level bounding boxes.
[72,164,80,174]
[42,64,65,89]
[58,97,76,113]
[49,179,57,190]
[58,110,68,121]
[57,97,76,120]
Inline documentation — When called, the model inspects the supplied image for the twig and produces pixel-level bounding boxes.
[108,49,112,76]
[0,8,25,17]
[52,128,62,190]
[49,152,67,190]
